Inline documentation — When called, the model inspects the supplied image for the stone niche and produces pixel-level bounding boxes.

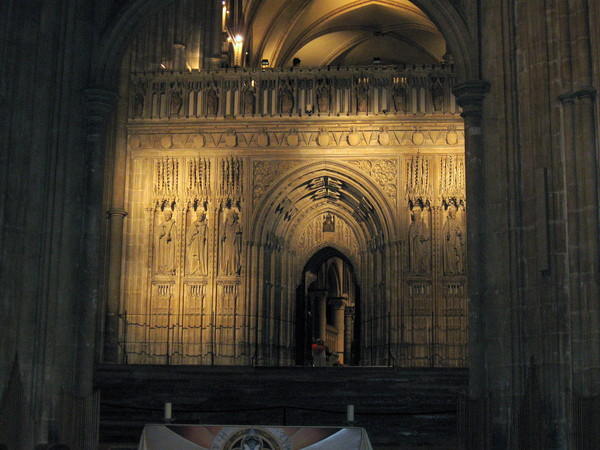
[113,66,467,367]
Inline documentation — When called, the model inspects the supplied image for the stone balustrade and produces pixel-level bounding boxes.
[129,64,458,120]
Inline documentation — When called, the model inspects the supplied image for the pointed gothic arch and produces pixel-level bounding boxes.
[250,160,398,246]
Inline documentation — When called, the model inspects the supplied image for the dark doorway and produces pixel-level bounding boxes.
[295,247,361,366]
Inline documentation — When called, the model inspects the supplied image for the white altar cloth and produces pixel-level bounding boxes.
[138,424,373,449]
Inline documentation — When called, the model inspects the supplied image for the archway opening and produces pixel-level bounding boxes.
[295,247,360,366]
[98,0,470,369]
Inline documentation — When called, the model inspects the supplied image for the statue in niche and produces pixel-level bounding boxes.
[356,85,368,113]
[408,205,431,275]
[170,89,183,116]
[442,205,465,275]
[243,88,255,115]
[133,91,145,118]
[220,206,242,276]
[206,88,219,116]
[188,206,209,276]
[393,85,407,113]
[316,83,330,113]
[323,213,335,232]
[156,206,177,275]
[280,83,294,114]
[432,79,444,111]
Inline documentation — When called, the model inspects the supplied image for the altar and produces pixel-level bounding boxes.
[138,424,373,449]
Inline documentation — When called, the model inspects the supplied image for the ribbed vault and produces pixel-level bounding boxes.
[246,0,445,67]
[93,0,476,86]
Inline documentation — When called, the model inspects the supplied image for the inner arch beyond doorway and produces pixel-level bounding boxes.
[296,247,361,366]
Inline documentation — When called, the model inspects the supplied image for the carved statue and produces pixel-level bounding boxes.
[356,86,368,113]
[393,85,407,113]
[188,207,209,275]
[408,206,431,274]
[156,207,177,275]
[206,88,219,116]
[133,91,145,118]
[316,83,330,113]
[243,88,255,115]
[323,213,335,232]
[442,205,465,275]
[170,89,183,116]
[280,84,294,114]
[432,80,444,111]
[220,206,242,275]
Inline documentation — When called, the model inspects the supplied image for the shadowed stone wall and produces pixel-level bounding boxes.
[474,0,600,447]
[0,0,118,447]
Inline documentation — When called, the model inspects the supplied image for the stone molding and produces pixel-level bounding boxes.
[127,126,465,151]
[558,86,597,103]
[83,87,120,123]
[452,80,490,119]
[107,208,128,218]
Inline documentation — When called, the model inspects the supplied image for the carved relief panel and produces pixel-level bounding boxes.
[215,282,240,363]
[397,153,467,367]
[181,283,209,364]
[439,155,466,278]
[435,282,468,366]
[219,205,242,276]
[407,204,431,275]
[441,204,465,277]
[154,202,178,277]
[128,65,458,120]
[186,203,209,276]
[217,157,244,278]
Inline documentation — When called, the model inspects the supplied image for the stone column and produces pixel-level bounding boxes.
[80,87,119,392]
[103,57,131,364]
[452,81,489,447]
[206,0,224,69]
[329,296,348,364]
[559,86,600,395]
[312,289,329,341]
[104,208,127,363]
[452,80,489,399]
[344,306,355,364]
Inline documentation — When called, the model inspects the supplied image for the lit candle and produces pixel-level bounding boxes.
[347,404,354,423]
[164,402,172,420]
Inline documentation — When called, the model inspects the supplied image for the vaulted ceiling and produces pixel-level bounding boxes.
[245,0,446,67]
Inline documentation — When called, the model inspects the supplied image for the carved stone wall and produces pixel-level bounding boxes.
[128,65,457,120]
[116,67,466,367]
